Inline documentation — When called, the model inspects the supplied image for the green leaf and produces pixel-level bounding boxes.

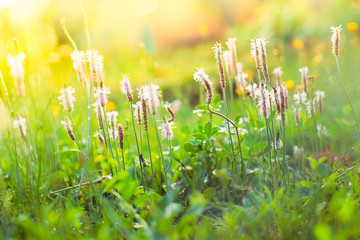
[204,121,212,137]
[183,142,200,153]
[250,141,268,154]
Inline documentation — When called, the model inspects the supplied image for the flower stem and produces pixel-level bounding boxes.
[335,57,360,190]
[145,130,155,190]
[206,104,245,182]
[130,102,141,181]
[153,114,170,191]
[222,88,236,169]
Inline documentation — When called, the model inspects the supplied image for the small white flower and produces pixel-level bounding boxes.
[58,86,76,112]
[158,121,175,140]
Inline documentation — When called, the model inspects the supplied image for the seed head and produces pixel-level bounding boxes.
[273,67,283,86]
[86,50,104,87]
[120,74,134,101]
[226,38,238,75]
[106,111,118,129]
[279,84,286,126]
[7,52,26,96]
[93,102,104,129]
[94,85,110,108]
[164,102,175,122]
[259,39,270,83]
[272,87,281,113]
[134,101,143,125]
[299,67,308,94]
[108,129,117,140]
[93,131,105,145]
[293,146,302,162]
[330,25,342,57]
[294,108,301,125]
[158,121,175,140]
[14,116,26,140]
[294,90,307,105]
[194,67,214,104]
[213,43,226,88]
[143,83,161,115]
[58,86,76,112]
[61,117,75,141]
[284,87,289,109]
[117,123,124,149]
[250,38,262,70]
[138,87,149,131]
[305,100,315,118]
[273,129,283,150]
[223,50,233,79]
[71,50,88,87]
[315,91,325,114]
[246,82,258,98]
[235,64,248,90]
[255,82,270,118]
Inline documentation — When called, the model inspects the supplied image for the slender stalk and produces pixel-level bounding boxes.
[297,124,304,174]
[206,104,245,181]
[153,115,170,190]
[145,130,155,190]
[256,71,265,159]
[222,88,237,183]
[77,73,92,196]
[282,124,289,186]
[121,148,125,170]
[167,138,173,172]
[130,102,141,181]
[76,2,93,196]
[113,139,121,172]
[265,119,273,174]
[335,57,360,190]
[266,84,277,166]
[222,88,236,160]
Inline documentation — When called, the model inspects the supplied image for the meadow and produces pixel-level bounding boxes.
[1,0,360,239]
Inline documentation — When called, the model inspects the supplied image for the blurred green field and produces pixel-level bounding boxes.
[1,0,360,239]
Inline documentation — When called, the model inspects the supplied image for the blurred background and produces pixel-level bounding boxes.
[0,0,360,130]
[0,0,359,87]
